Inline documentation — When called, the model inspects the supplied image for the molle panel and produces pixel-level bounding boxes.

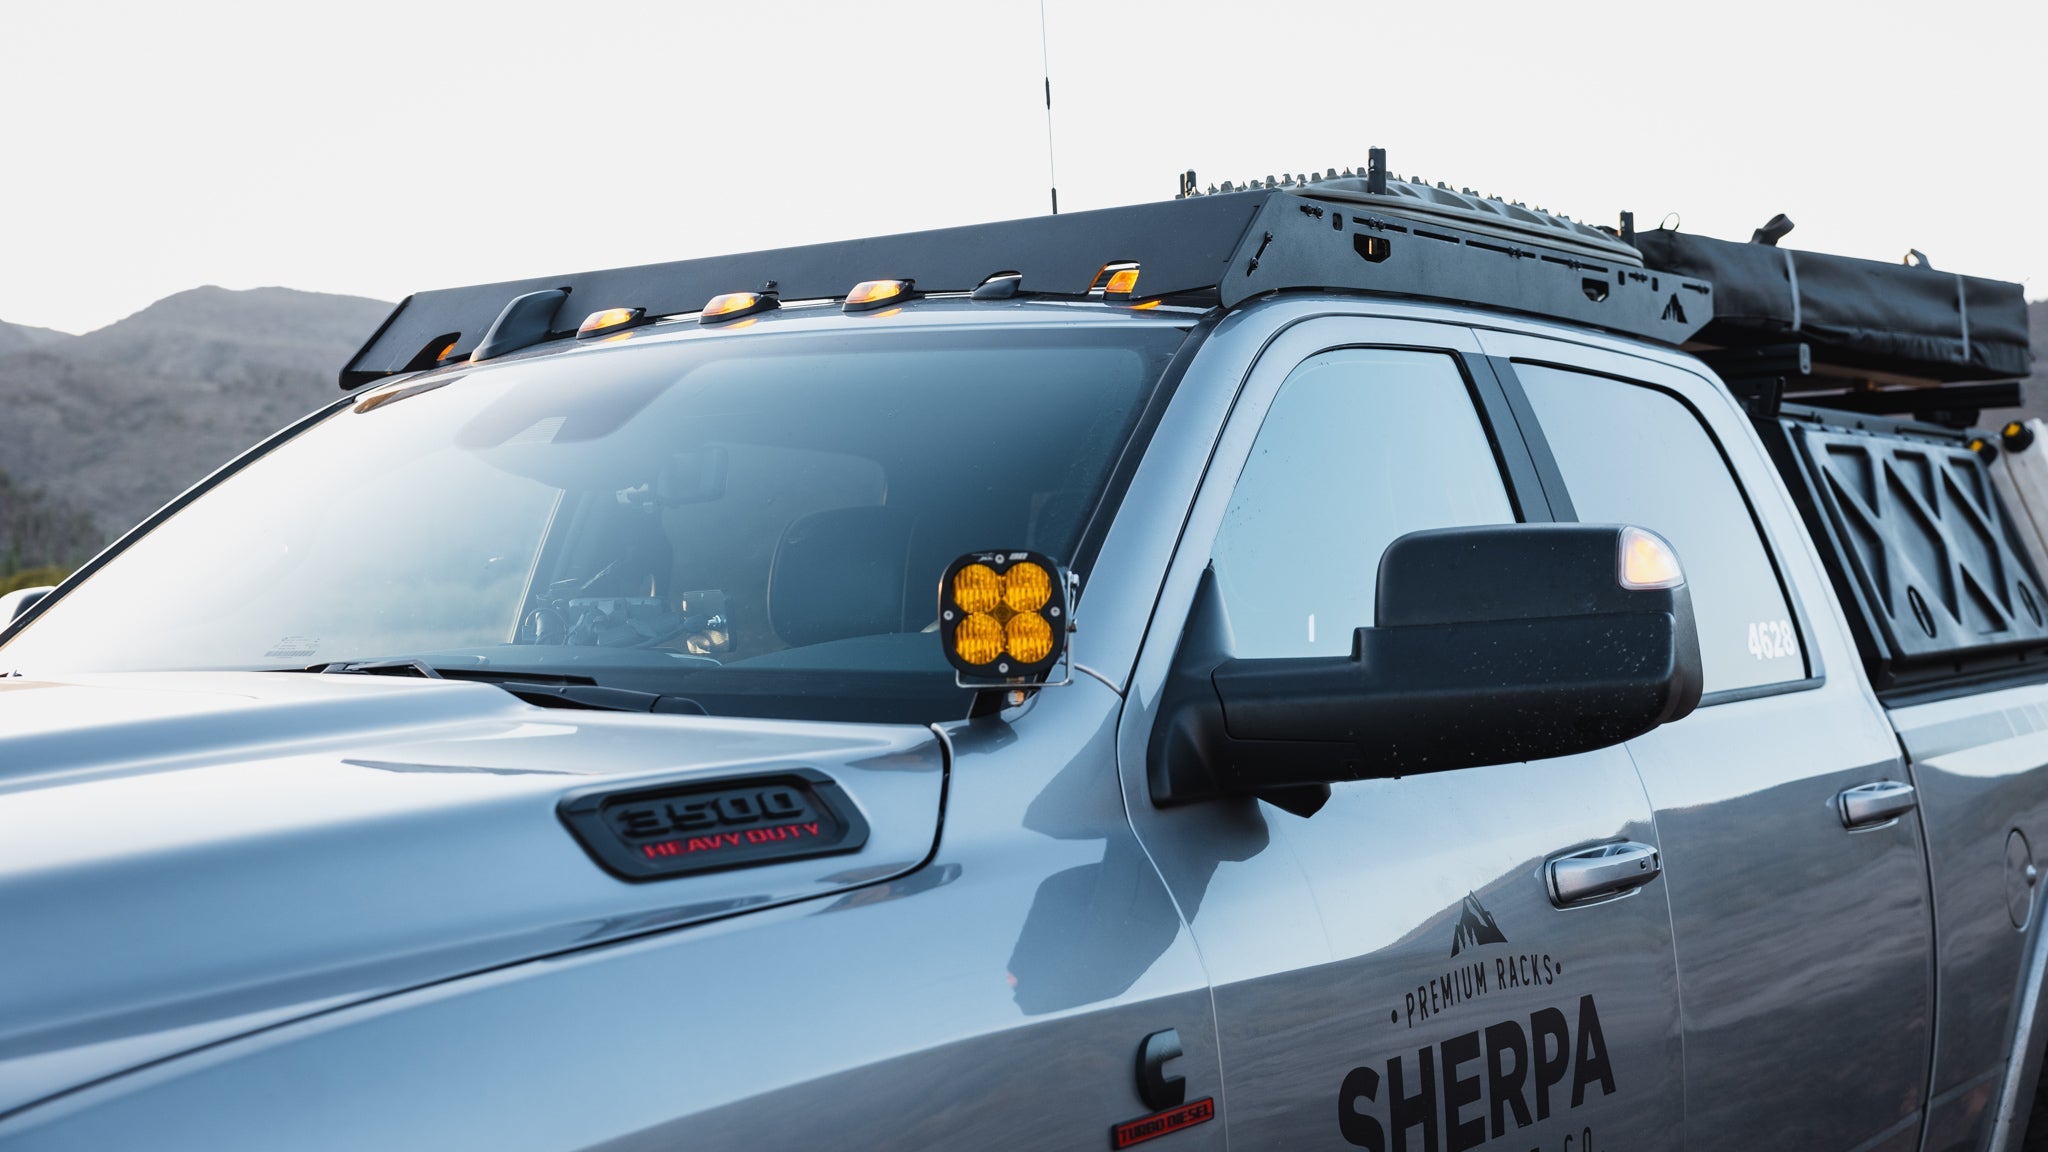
[1771,418,2048,692]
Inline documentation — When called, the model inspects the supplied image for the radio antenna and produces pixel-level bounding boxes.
[1039,0,1058,214]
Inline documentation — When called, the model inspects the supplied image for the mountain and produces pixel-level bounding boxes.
[0,320,69,356]
[0,470,98,574]
[0,287,391,559]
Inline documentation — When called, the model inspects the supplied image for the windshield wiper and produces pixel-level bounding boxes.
[312,660,706,714]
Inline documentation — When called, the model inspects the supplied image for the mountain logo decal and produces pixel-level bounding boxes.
[1450,892,1507,956]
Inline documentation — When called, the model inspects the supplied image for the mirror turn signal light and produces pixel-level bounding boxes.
[1102,267,1141,300]
[940,549,1069,680]
[1618,526,1684,590]
[845,279,912,312]
[700,291,779,324]
[577,307,646,339]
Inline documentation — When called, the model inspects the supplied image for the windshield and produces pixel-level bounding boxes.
[1,322,1187,722]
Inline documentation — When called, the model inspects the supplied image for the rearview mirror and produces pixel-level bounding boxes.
[1150,523,1703,813]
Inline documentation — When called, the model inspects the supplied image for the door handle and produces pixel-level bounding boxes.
[1837,781,1917,829]
[1548,841,1661,907]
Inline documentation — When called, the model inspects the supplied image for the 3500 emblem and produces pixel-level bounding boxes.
[557,769,870,881]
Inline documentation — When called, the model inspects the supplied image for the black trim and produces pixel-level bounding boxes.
[1070,316,1217,577]
[1484,357,1578,522]
[1697,675,1825,709]
[1465,355,1559,522]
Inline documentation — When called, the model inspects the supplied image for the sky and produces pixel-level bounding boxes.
[0,0,2042,335]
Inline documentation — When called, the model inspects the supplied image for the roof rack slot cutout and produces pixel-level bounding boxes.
[401,332,462,373]
[1090,261,1141,300]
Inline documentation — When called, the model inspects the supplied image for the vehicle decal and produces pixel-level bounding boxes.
[556,768,869,881]
[1745,619,1798,661]
[1341,995,1615,1151]
[1450,892,1508,955]
[1393,896,1564,1030]
[1400,950,1562,1031]
[1111,1098,1215,1149]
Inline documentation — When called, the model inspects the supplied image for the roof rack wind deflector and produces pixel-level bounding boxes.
[471,289,569,363]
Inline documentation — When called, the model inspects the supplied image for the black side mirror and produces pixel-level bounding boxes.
[1150,523,1703,813]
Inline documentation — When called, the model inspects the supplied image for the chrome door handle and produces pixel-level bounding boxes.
[1837,781,1917,829]
[1548,841,1661,907]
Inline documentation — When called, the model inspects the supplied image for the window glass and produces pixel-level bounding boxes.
[0,327,1184,724]
[1516,364,1803,692]
[1212,348,1513,658]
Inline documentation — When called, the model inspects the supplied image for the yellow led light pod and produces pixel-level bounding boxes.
[1005,612,1054,663]
[577,307,646,339]
[700,291,779,324]
[954,563,1003,614]
[1002,561,1051,612]
[844,279,912,312]
[938,548,1069,681]
[1618,526,1684,590]
[955,613,1005,665]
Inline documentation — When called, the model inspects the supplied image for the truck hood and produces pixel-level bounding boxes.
[0,672,945,1116]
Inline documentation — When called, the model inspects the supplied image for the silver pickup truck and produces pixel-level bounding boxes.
[3,159,2045,1152]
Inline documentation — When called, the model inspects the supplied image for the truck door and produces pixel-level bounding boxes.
[1482,330,1937,1152]
[1118,314,1687,1151]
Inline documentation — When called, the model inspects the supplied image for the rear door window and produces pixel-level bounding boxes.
[1516,364,1805,693]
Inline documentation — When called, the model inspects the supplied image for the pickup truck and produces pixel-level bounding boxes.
[2,157,2044,1152]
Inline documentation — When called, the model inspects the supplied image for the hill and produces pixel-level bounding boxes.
[0,287,391,558]
[0,320,70,356]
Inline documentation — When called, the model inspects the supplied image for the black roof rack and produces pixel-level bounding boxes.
[340,176,1713,390]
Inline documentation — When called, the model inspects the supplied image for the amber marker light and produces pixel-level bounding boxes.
[1103,267,1140,298]
[700,291,779,324]
[844,279,911,312]
[938,549,1069,681]
[1618,526,1684,590]
[577,307,645,339]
